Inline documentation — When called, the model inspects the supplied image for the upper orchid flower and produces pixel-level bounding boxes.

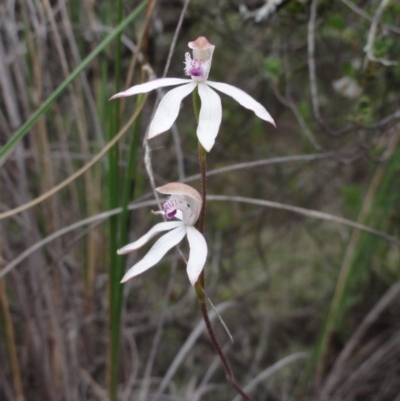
[110,36,275,152]
[118,183,207,285]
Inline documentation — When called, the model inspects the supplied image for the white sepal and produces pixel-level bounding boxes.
[206,81,276,126]
[117,221,182,255]
[121,225,186,283]
[110,78,191,99]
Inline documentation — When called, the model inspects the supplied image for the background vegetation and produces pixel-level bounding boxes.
[1,0,400,400]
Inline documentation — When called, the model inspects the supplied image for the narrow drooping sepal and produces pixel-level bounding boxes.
[206,81,276,127]
[120,225,186,283]
[186,226,208,285]
[148,82,197,139]
[197,83,222,152]
[117,221,182,255]
[109,78,191,100]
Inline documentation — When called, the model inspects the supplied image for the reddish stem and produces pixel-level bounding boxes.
[195,142,255,401]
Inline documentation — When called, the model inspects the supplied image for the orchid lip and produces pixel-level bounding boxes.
[166,210,177,219]
[162,194,197,225]
[191,68,203,77]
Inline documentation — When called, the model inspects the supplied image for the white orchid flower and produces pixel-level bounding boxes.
[110,36,275,152]
[118,183,207,285]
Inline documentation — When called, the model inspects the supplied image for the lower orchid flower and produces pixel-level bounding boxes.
[110,36,275,152]
[118,183,207,285]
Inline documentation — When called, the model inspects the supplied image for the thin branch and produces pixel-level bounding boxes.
[143,140,162,211]
[202,288,234,343]
[0,95,148,219]
[308,0,321,121]
[333,332,400,397]
[206,195,400,247]
[185,152,335,181]
[231,352,309,401]
[363,0,397,69]
[137,261,178,401]
[0,36,22,128]
[3,194,399,278]
[162,0,191,78]
[196,296,256,401]
[340,0,400,34]
[239,0,289,22]
[365,110,400,129]
[154,302,237,398]
[172,124,186,181]
[0,200,157,279]
[320,281,400,399]
[271,82,322,150]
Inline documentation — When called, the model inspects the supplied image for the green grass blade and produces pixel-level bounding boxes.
[0,0,146,166]
[107,0,127,398]
[314,141,400,379]
[117,98,142,271]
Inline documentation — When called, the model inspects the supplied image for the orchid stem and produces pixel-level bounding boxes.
[194,282,256,401]
[192,88,256,401]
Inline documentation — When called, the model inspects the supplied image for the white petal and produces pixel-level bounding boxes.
[110,78,191,99]
[117,221,182,255]
[197,83,222,152]
[148,82,197,138]
[206,81,275,127]
[121,225,186,283]
[186,226,208,286]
